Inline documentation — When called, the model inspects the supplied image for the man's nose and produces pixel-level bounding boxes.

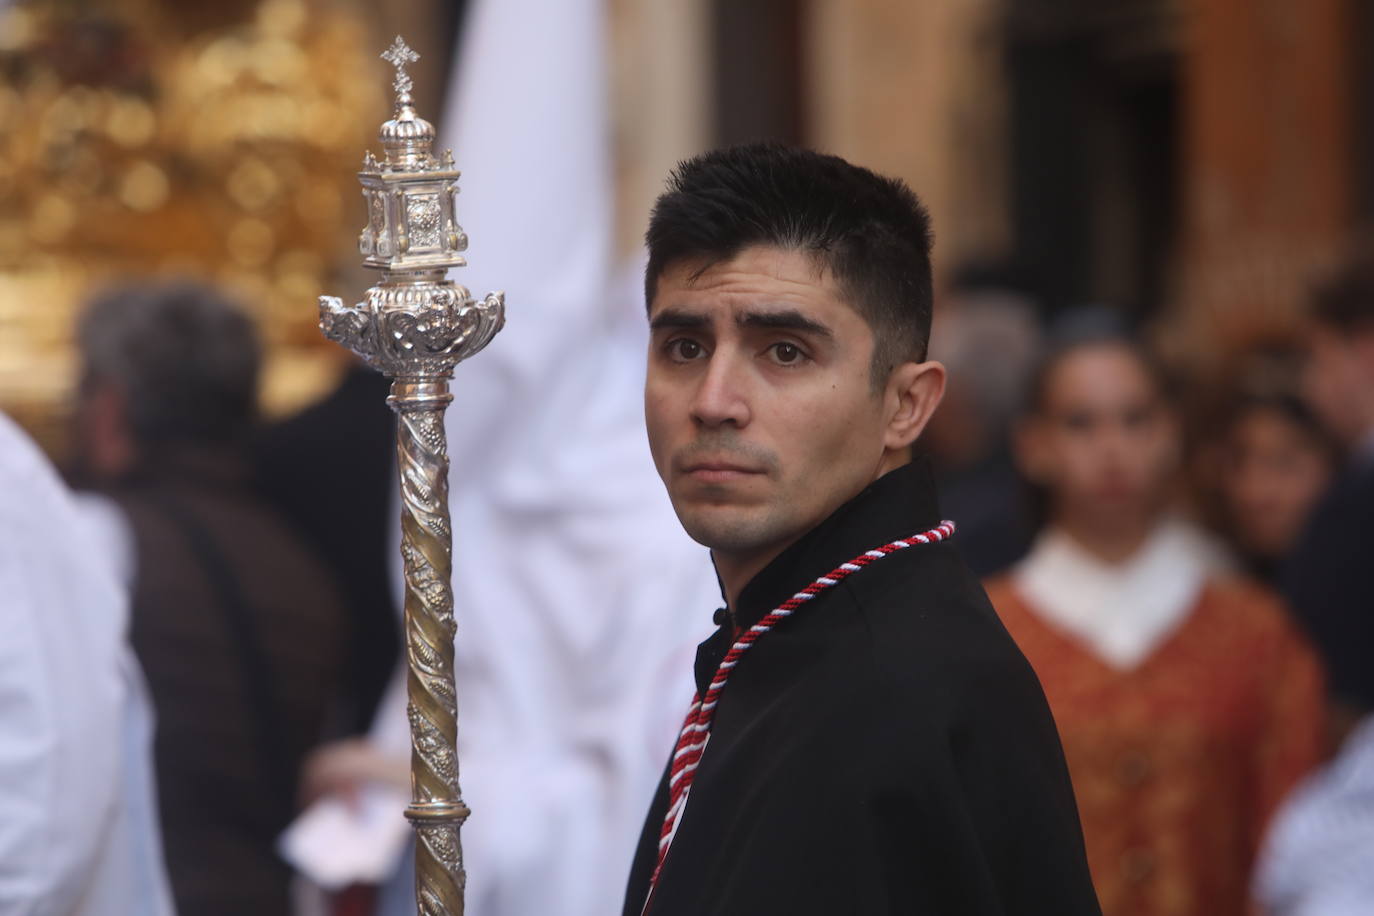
[690,352,751,428]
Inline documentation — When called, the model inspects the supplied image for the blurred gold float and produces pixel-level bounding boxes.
[0,0,385,456]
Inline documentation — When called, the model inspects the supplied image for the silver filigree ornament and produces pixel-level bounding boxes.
[407,196,443,249]
[382,35,420,102]
[317,35,504,916]
[322,36,504,375]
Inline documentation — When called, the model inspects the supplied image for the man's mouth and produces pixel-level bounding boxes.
[681,460,765,483]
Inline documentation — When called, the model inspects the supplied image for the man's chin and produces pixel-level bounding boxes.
[674,504,779,555]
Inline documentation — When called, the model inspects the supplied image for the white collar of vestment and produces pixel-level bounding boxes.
[1012,517,1229,671]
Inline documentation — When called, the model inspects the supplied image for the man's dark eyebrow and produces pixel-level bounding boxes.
[738,309,834,339]
[648,308,709,331]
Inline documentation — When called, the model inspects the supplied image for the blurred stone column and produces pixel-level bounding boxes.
[611,0,713,257]
[1175,0,1355,347]
[804,0,1012,279]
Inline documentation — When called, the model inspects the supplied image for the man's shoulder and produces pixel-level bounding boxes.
[803,544,1074,804]
[833,542,1046,716]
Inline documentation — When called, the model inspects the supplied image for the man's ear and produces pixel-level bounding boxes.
[883,360,946,452]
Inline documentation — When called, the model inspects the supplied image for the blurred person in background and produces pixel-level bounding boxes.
[68,281,347,916]
[0,410,174,915]
[1209,349,1338,583]
[1254,653,1374,915]
[254,362,399,738]
[1283,253,1374,739]
[1251,253,1374,915]
[252,361,403,916]
[925,265,1043,576]
[984,320,1325,916]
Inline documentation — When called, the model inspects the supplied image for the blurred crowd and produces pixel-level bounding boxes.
[928,254,1374,916]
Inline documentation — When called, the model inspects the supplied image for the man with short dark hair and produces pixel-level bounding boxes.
[623,144,1100,915]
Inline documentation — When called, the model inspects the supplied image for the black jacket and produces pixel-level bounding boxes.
[1282,459,1374,710]
[106,451,347,916]
[622,461,1101,915]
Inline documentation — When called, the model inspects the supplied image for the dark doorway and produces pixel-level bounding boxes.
[712,0,806,147]
[1005,1,1181,319]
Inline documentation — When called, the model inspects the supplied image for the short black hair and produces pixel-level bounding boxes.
[77,280,261,448]
[644,142,934,382]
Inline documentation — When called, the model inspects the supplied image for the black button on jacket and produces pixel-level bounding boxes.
[622,460,1102,915]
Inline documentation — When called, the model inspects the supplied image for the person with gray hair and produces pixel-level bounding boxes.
[72,281,262,483]
[924,282,1043,575]
[69,280,348,916]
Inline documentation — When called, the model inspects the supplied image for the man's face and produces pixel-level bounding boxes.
[644,245,896,562]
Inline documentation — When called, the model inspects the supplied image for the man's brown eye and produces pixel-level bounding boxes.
[773,343,801,363]
[672,339,702,360]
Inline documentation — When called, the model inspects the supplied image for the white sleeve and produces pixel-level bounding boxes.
[0,415,137,916]
[0,556,64,916]
[0,543,124,915]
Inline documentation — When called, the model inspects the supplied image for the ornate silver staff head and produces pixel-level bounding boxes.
[320,35,504,379]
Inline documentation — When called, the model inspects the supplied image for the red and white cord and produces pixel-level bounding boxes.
[643,520,956,912]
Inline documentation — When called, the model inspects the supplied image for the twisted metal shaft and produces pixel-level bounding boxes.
[391,377,469,915]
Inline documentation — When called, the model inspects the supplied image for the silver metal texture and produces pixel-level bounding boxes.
[318,36,504,916]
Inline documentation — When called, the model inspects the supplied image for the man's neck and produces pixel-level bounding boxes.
[713,455,912,619]
[714,544,791,620]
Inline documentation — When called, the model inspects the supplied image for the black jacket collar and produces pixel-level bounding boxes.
[721,458,944,632]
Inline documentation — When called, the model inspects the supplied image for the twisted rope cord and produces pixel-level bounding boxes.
[644,520,956,912]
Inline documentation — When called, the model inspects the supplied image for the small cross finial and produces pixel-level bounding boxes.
[382,36,421,103]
